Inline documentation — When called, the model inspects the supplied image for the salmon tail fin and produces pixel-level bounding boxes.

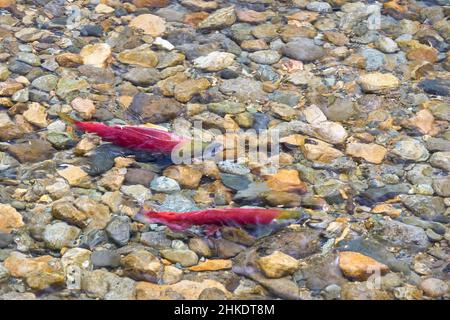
[58,112,80,140]
[58,112,77,125]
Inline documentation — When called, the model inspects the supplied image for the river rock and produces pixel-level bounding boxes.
[127,93,183,123]
[282,38,325,62]
[358,72,400,93]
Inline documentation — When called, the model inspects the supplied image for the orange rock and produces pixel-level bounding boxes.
[0,0,14,8]
[407,46,438,63]
[345,142,387,164]
[55,52,83,67]
[3,252,61,278]
[402,109,438,135]
[163,165,203,189]
[0,80,24,96]
[287,11,319,22]
[0,204,24,233]
[324,31,349,46]
[189,259,232,271]
[129,14,166,37]
[383,0,408,13]
[136,279,231,300]
[372,204,402,218]
[132,0,170,7]
[236,9,272,24]
[339,251,389,281]
[184,11,209,27]
[257,251,299,278]
[264,169,307,194]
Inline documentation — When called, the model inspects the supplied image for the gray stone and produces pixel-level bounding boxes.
[43,222,81,250]
[31,75,58,92]
[362,48,386,71]
[123,68,161,86]
[91,250,121,268]
[219,78,267,102]
[374,219,431,250]
[0,263,9,283]
[282,38,325,62]
[106,216,131,247]
[401,195,446,220]
[306,1,332,13]
[248,50,281,65]
[150,176,181,193]
[218,160,250,175]
[391,139,429,162]
[140,231,172,250]
[159,194,198,212]
[375,36,399,53]
[220,173,251,191]
[430,152,450,171]
[420,278,448,298]
[0,232,13,248]
[16,52,41,66]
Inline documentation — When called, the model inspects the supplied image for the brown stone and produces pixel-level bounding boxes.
[157,72,189,97]
[264,169,307,194]
[174,78,210,103]
[345,143,387,164]
[7,139,55,163]
[55,53,83,67]
[257,251,299,278]
[402,109,438,135]
[57,166,89,187]
[74,197,111,230]
[127,93,183,124]
[324,31,349,46]
[121,250,162,281]
[129,14,166,37]
[181,0,218,11]
[0,204,24,233]
[136,279,231,300]
[0,80,23,97]
[52,202,88,228]
[236,9,271,24]
[132,0,170,7]
[241,39,269,52]
[0,112,25,141]
[163,165,203,189]
[118,45,159,68]
[189,259,232,272]
[407,46,438,63]
[183,11,210,27]
[23,103,48,128]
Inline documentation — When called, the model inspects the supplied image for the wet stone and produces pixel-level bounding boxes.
[106,216,131,247]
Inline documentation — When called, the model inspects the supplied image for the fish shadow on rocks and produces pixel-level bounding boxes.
[86,144,172,176]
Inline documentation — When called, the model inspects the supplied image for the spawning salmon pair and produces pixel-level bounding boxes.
[62,116,303,231]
